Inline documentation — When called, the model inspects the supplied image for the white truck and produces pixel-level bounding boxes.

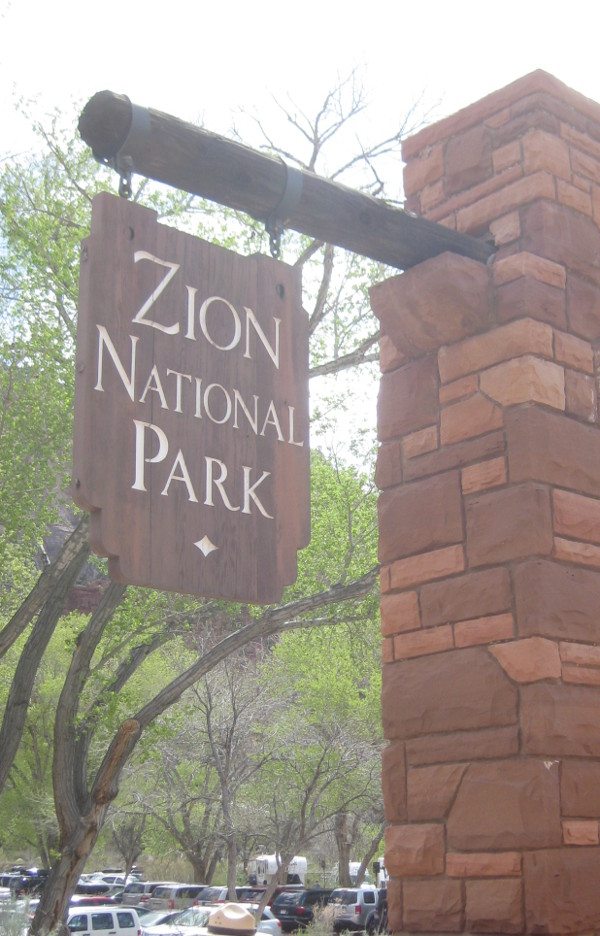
[247,855,307,886]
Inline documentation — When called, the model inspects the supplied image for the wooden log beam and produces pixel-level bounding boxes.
[79,91,495,270]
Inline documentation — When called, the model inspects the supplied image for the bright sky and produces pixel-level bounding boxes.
[2,0,600,163]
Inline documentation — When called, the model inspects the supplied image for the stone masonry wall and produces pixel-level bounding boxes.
[371,71,600,934]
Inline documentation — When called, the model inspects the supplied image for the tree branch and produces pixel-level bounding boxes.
[0,515,90,659]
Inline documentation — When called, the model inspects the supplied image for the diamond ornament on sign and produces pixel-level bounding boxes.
[195,536,219,557]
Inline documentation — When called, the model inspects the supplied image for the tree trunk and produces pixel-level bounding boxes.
[31,805,108,936]
[335,813,352,887]
[0,527,90,794]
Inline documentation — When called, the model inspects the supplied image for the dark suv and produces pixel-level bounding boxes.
[272,889,333,931]
[8,868,49,897]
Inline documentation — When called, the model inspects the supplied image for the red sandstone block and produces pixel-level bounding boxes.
[522,682,600,757]
[387,544,465,591]
[380,591,421,637]
[561,122,600,162]
[407,763,467,821]
[557,178,593,215]
[522,200,600,288]
[562,761,600,817]
[553,489,600,544]
[563,820,600,845]
[554,330,594,372]
[403,143,444,196]
[524,846,600,933]
[554,536,600,570]
[457,170,557,235]
[420,179,445,213]
[505,407,600,498]
[466,484,554,567]
[382,638,394,664]
[490,211,521,247]
[493,140,521,174]
[493,251,566,288]
[454,613,515,648]
[445,124,493,196]
[447,758,562,851]
[406,726,519,766]
[560,641,600,667]
[402,425,438,459]
[565,369,597,422]
[446,851,521,877]
[384,823,445,877]
[382,741,407,822]
[393,625,454,661]
[424,165,523,226]
[485,106,511,130]
[439,374,479,404]
[382,646,518,742]
[379,334,406,373]
[441,393,504,446]
[374,441,402,491]
[402,880,463,933]
[378,356,439,442]
[420,567,512,629]
[479,356,566,410]
[522,128,571,179]
[490,636,561,682]
[592,185,600,228]
[404,430,506,484]
[378,471,464,564]
[514,559,600,643]
[571,146,600,185]
[562,664,600,686]
[461,457,507,495]
[465,879,524,934]
[386,880,402,933]
[572,173,592,194]
[496,276,567,330]
[370,253,492,360]
[438,317,554,384]
[567,275,600,342]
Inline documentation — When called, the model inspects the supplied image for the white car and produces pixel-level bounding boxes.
[142,906,211,936]
[68,905,143,936]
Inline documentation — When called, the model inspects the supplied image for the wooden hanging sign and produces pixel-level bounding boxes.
[72,192,310,604]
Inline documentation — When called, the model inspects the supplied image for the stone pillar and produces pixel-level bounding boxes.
[371,70,600,934]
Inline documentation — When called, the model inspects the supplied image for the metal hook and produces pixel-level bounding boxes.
[265,161,303,258]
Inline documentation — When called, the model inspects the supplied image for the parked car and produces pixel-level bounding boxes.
[70,894,119,907]
[329,887,379,932]
[123,882,179,907]
[194,886,229,906]
[8,867,49,897]
[138,910,183,931]
[75,882,114,897]
[148,884,208,911]
[141,905,211,936]
[272,889,333,932]
[246,905,281,936]
[67,904,143,936]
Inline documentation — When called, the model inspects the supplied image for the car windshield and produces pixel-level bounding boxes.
[175,908,211,927]
[331,891,357,905]
[274,894,300,907]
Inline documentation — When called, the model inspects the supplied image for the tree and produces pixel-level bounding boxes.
[0,76,420,933]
